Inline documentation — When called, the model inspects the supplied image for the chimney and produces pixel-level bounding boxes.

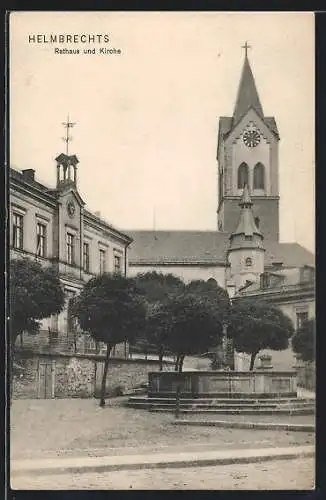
[22,169,35,182]
[94,211,101,218]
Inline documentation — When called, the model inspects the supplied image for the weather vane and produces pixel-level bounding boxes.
[62,114,76,155]
[242,41,252,58]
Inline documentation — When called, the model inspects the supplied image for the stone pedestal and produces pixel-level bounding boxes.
[148,370,297,399]
[257,354,273,370]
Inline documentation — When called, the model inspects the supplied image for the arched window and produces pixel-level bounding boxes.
[253,163,265,189]
[254,217,260,228]
[245,257,252,267]
[237,163,249,189]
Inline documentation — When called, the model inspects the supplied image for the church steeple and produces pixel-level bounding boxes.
[233,45,264,125]
[217,45,279,241]
[232,184,263,239]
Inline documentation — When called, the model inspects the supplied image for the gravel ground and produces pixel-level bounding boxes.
[11,399,315,460]
[11,457,315,490]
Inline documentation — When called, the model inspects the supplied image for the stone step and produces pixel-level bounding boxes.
[148,407,315,415]
[127,396,314,405]
[128,401,313,410]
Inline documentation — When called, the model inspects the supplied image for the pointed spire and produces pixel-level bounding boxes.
[233,48,264,125]
[232,185,262,238]
[239,183,252,208]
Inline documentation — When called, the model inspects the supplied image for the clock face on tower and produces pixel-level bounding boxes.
[243,129,261,148]
[67,200,76,218]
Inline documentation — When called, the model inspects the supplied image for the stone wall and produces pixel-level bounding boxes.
[12,352,167,399]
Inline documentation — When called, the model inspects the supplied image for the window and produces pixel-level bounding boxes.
[99,249,106,274]
[254,217,260,228]
[83,242,90,272]
[114,255,122,274]
[36,222,47,257]
[296,311,308,330]
[237,163,249,189]
[301,267,314,283]
[12,213,24,249]
[66,233,75,265]
[253,163,265,189]
[260,273,270,289]
[245,257,252,267]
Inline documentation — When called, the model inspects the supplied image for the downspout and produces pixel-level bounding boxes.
[124,244,128,277]
[79,206,83,281]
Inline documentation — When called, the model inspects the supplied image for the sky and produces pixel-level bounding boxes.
[10,12,315,253]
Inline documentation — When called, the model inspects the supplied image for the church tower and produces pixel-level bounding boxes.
[217,44,280,241]
[227,184,265,292]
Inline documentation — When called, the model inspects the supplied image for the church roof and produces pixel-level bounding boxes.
[127,230,314,268]
[233,55,264,125]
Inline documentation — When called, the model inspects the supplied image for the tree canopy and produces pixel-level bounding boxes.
[135,272,185,305]
[74,273,146,345]
[228,299,294,370]
[10,258,65,345]
[73,273,147,406]
[291,318,315,362]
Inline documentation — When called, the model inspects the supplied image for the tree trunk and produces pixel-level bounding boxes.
[99,343,113,407]
[249,351,258,371]
[158,350,164,371]
[178,355,185,373]
[175,355,180,371]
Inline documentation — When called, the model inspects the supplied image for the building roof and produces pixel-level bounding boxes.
[127,230,315,268]
[10,167,132,243]
[237,265,315,298]
[233,55,264,124]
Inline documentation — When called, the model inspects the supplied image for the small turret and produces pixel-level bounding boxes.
[227,185,265,291]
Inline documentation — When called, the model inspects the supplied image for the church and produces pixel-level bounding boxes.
[10,47,315,369]
[127,48,315,369]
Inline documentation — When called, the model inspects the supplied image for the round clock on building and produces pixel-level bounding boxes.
[67,200,76,218]
[243,129,261,148]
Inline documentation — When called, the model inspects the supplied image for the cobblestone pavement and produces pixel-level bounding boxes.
[11,457,315,490]
[11,399,315,460]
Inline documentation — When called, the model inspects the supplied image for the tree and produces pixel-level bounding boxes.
[228,300,294,370]
[185,279,231,368]
[10,258,65,347]
[185,279,230,313]
[135,272,185,304]
[134,272,185,369]
[163,293,224,372]
[73,273,146,407]
[292,318,315,362]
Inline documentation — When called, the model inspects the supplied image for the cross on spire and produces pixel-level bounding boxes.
[62,114,76,155]
[242,41,251,58]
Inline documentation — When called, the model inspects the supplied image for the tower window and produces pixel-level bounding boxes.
[245,257,252,267]
[237,163,249,189]
[253,163,265,189]
[254,217,260,228]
